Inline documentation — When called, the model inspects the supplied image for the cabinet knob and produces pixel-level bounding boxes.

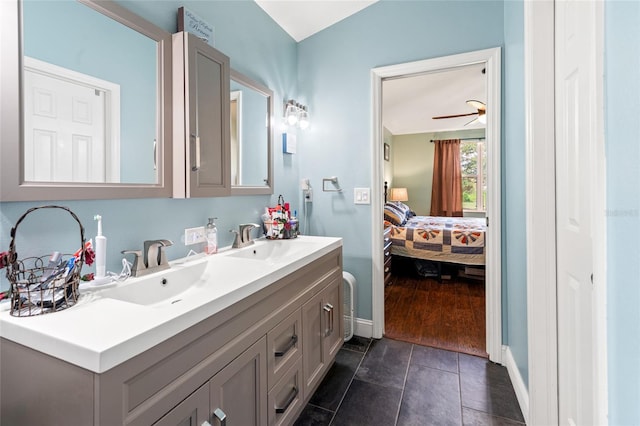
[213,408,227,426]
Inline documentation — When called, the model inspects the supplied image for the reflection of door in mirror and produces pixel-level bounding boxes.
[22,0,157,184]
[230,90,242,186]
[229,69,273,195]
[23,57,120,183]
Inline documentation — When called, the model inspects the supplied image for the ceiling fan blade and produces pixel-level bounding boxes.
[432,112,478,120]
[466,100,486,111]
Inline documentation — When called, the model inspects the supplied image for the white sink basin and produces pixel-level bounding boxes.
[224,239,317,264]
[100,260,208,306]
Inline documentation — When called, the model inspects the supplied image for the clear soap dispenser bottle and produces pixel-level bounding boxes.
[205,217,218,254]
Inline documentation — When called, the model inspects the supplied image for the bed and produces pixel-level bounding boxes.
[384,202,486,266]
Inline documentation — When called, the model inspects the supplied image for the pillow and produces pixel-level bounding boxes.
[395,202,413,219]
[384,203,407,226]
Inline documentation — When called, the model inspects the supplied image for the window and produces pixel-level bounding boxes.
[460,140,486,212]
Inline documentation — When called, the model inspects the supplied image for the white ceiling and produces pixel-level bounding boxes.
[255,0,486,136]
[383,63,487,135]
[255,0,377,42]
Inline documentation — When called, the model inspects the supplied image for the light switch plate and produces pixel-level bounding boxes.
[354,188,370,205]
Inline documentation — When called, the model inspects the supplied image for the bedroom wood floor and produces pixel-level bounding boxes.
[384,256,487,358]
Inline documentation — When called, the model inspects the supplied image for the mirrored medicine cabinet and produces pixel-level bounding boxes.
[0,0,173,201]
[0,0,274,201]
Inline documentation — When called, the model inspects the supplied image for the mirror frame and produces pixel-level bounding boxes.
[230,69,274,196]
[0,0,173,201]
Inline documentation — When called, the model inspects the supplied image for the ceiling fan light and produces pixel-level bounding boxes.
[478,114,487,124]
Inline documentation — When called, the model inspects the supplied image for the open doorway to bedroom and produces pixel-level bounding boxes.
[371,48,502,363]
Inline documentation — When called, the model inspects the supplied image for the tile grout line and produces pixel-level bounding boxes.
[327,339,373,426]
[457,352,464,425]
[392,343,414,426]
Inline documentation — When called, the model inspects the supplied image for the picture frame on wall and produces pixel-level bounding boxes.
[384,143,390,161]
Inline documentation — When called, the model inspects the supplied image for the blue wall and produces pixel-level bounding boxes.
[296,0,512,339]
[605,1,640,424]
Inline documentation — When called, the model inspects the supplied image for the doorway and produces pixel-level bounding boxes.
[371,47,503,363]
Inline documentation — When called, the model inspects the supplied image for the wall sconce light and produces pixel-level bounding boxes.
[284,99,310,130]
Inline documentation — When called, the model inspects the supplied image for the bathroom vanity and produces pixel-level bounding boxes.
[0,237,343,426]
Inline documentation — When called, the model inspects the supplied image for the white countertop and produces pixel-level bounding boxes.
[0,236,342,373]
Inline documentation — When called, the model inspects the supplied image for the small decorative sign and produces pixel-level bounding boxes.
[178,7,214,46]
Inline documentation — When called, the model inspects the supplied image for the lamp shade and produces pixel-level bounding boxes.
[389,187,408,202]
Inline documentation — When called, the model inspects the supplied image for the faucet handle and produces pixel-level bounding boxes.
[121,250,143,276]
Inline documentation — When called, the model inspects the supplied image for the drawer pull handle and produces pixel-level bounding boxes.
[275,387,299,414]
[213,408,226,426]
[275,334,298,357]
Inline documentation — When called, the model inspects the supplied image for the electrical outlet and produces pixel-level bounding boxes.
[184,226,206,245]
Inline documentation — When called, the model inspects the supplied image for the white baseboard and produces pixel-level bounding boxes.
[502,345,529,424]
[353,318,373,338]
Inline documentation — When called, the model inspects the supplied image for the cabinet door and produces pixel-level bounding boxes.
[301,289,327,396]
[322,276,344,362]
[210,337,267,426]
[153,383,209,426]
[301,276,344,397]
[184,32,230,197]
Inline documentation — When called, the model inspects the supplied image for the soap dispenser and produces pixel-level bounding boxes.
[205,217,218,254]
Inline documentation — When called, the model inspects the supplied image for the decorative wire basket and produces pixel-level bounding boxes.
[6,206,85,317]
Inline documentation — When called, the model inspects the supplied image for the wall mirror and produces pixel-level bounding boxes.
[230,69,273,195]
[0,0,173,201]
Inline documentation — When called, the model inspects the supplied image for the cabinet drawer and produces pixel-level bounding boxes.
[268,357,303,426]
[267,309,302,389]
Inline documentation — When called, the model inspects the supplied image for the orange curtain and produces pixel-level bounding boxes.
[430,139,463,217]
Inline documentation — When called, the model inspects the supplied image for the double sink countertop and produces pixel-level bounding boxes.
[0,236,342,373]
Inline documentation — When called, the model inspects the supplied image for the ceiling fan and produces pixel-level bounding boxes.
[432,100,486,126]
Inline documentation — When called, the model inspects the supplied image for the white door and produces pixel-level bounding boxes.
[24,68,106,182]
[22,57,121,183]
[555,1,601,424]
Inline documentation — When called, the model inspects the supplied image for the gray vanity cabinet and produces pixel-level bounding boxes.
[0,248,343,426]
[173,31,231,198]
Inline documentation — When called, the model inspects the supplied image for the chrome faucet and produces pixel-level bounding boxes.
[230,223,260,248]
[121,239,173,277]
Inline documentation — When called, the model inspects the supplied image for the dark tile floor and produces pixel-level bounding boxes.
[294,336,525,426]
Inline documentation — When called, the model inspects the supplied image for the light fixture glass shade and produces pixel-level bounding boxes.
[389,187,409,202]
[298,107,309,130]
[285,101,298,126]
[478,113,487,124]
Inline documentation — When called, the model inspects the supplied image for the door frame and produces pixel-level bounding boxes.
[525,1,607,424]
[370,47,503,363]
